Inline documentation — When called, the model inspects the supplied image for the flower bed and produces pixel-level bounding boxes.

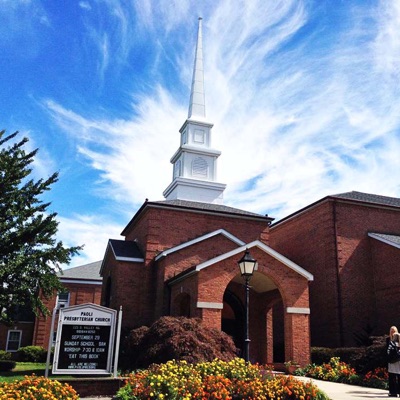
[295,357,388,390]
[115,358,330,399]
[0,374,79,399]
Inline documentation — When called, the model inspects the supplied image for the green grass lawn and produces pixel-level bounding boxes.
[0,363,79,383]
[0,362,46,383]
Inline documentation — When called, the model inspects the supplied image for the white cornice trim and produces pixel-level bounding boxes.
[155,229,245,261]
[196,302,224,309]
[286,307,310,314]
[170,146,221,163]
[195,240,313,281]
[368,232,400,249]
[114,256,144,262]
[60,279,102,285]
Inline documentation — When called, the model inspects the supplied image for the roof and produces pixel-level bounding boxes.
[122,199,272,235]
[153,199,267,217]
[272,191,400,227]
[58,260,102,281]
[108,239,144,261]
[332,191,400,208]
[368,233,400,249]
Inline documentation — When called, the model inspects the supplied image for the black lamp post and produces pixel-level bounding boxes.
[237,249,258,362]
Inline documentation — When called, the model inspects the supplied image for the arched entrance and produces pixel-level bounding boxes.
[222,271,284,364]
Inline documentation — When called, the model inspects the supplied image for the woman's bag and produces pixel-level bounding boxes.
[387,340,400,363]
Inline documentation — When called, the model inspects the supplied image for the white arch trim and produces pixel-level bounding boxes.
[155,229,245,261]
[195,240,314,281]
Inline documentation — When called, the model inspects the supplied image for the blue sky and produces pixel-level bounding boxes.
[1,0,400,267]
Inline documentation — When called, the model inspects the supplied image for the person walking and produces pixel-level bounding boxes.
[387,326,400,397]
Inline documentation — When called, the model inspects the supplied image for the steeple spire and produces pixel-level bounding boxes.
[188,17,205,119]
[163,18,226,204]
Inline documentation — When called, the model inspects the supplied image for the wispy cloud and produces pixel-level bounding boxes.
[57,214,123,267]
[29,0,400,264]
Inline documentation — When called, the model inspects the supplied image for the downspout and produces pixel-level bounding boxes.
[333,200,345,346]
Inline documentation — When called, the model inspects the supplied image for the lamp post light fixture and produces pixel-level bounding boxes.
[237,249,258,362]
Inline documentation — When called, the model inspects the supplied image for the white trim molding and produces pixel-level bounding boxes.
[195,240,314,281]
[196,301,224,309]
[368,232,400,249]
[155,229,245,261]
[286,307,310,314]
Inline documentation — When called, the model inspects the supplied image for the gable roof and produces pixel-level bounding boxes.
[122,199,273,236]
[271,191,400,227]
[58,260,102,283]
[155,229,245,261]
[100,239,145,275]
[167,240,313,285]
[368,233,400,249]
[108,239,144,261]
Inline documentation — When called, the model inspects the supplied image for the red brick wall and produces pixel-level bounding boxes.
[33,282,102,349]
[269,200,340,347]
[370,237,400,334]
[270,199,400,347]
[124,206,270,261]
[115,205,271,329]
[0,322,34,352]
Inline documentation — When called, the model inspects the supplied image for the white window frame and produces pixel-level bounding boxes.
[6,330,22,352]
[56,292,70,309]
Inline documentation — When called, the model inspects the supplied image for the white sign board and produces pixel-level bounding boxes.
[52,303,117,375]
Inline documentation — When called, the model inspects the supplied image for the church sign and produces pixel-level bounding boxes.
[52,303,117,374]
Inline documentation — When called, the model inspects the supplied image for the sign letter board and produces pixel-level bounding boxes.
[53,303,117,375]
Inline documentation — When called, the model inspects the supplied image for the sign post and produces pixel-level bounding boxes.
[52,303,117,375]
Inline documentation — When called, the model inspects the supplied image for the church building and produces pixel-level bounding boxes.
[100,18,313,366]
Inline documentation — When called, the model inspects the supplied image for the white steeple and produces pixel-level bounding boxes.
[163,18,226,204]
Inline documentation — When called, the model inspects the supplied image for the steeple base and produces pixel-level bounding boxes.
[163,177,226,204]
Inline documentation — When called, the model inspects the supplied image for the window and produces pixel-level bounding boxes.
[6,330,22,352]
[57,292,70,309]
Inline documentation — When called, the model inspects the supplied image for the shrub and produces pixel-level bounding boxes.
[120,316,238,370]
[0,350,11,360]
[116,358,330,400]
[296,357,358,384]
[0,360,16,372]
[311,335,388,374]
[0,375,78,399]
[363,367,388,389]
[17,345,48,362]
[311,347,335,365]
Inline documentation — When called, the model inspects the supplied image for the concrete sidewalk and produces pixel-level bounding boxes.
[294,376,390,399]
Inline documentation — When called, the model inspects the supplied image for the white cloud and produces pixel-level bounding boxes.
[43,0,400,263]
[57,214,123,268]
[79,1,91,11]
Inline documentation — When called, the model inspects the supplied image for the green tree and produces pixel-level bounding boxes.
[0,130,82,323]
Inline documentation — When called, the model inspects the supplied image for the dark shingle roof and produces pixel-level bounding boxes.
[59,260,102,281]
[332,191,400,208]
[109,239,143,260]
[271,191,400,227]
[151,199,269,218]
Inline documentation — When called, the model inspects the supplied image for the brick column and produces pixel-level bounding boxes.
[284,307,311,366]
